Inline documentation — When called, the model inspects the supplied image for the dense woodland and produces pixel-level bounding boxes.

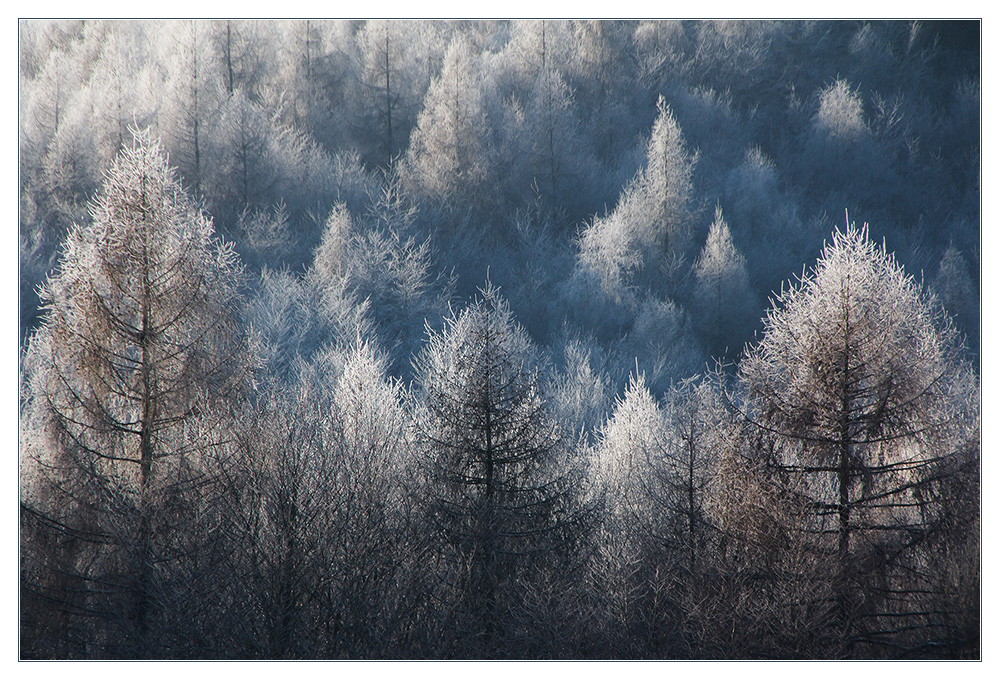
[18,19,980,659]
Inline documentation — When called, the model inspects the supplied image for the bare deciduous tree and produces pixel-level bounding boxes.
[413,281,585,656]
[737,219,978,655]
[20,129,249,657]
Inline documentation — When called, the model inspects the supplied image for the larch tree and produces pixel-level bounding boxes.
[402,35,490,206]
[155,20,229,195]
[737,219,978,654]
[20,129,249,657]
[803,78,878,202]
[87,22,155,166]
[630,94,697,258]
[212,340,417,658]
[588,370,709,656]
[565,20,637,165]
[413,282,583,656]
[210,20,272,101]
[489,20,595,207]
[355,20,410,166]
[574,94,697,305]
[692,206,756,357]
[932,243,977,346]
[207,88,273,214]
[307,200,452,377]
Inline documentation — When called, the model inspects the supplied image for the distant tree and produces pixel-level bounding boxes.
[504,66,591,206]
[157,20,224,193]
[354,20,429,166]
[87,21,156,165]
[274,20,325,132]
[932,244,977,346]
[627,94,698,258]
[802,78,884,207]
[19,36,92,345]
[481,20,600,210]
[403,35,490,206]
[19,37,82,183]
[574,94,697,305]
[207,87,361,231]
[206,89,273,213]
[246,266,349,381]
[632,21,692,90]
[623,294,701,394]
[565,20,638,165]
[307,200,452,377]
[210,20,272,100]
[813,78,868,143]
[723,145,780,240]
[721,145,818,294]
[692,206,756,357]
[546,335,613,444]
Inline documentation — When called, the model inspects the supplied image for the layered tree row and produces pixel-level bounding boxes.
[20,135,978,658]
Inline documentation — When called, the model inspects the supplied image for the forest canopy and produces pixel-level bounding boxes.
[18,19,980,659]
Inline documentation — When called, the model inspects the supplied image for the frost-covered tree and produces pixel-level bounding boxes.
[692,206,756,357]
[622,294,701,394]
[24,129,248,492]
[206,86,366,236]
[738,220,978,654]
[629,94,698,257]
[403,35,490,206]
[587,370,681,654]
[723,145,780,240]
[802,78,883,208]
[591,372,663,529]
[574,94,697,304]
[353,20,450,167]
[87,22,156,165]
[156,20,224,193]
[413,282,583,655]
[564,20,638,165]
[246,265,351,381]
[20,130,249,657]
[206,88,273,213]
[307,200,452,376]
[356,20,405,166]
[210,20,273,101]
[482,20,598,210]
[813,78,868,143]
[546,335,613,444]
[214,341,417,657]
[932,243,977,346]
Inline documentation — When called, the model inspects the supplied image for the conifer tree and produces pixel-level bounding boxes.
[413,282,582,655]
[21,129,248,657]
[693,206,755,356]
[738,219,978,654]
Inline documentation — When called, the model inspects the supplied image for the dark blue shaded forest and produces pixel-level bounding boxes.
[19,19,980,659]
